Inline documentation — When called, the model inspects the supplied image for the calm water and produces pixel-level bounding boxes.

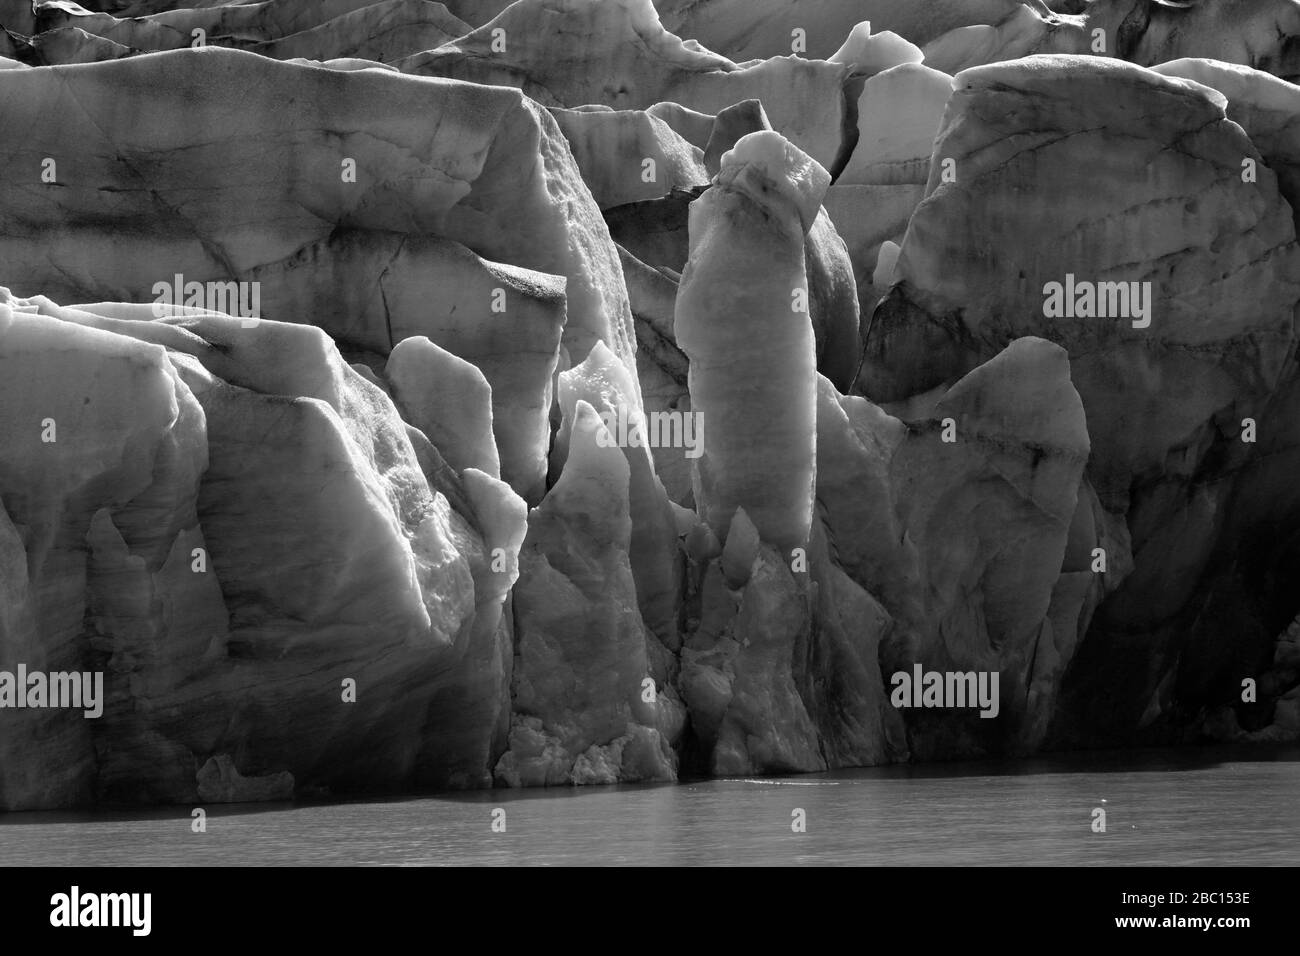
[3,747,1298,865]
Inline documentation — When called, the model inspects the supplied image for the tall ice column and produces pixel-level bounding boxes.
[674,130,829,555]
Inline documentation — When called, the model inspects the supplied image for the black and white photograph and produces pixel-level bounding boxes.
[0,0,1296,923]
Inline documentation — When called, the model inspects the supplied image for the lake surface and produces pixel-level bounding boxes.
[3,746,1298,865]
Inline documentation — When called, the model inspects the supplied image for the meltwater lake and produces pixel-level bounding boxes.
[3,746,1297,866]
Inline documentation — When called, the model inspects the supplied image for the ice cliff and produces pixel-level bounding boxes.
[2,0,1300,808]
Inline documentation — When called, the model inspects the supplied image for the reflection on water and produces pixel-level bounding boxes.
[2,746,1298,865]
